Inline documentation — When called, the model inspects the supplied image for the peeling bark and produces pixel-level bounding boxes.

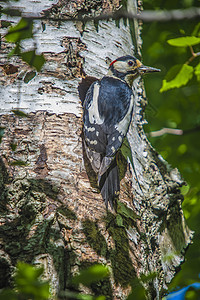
[0,0,193,299]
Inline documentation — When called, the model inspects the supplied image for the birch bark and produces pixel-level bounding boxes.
[0,0,192,299]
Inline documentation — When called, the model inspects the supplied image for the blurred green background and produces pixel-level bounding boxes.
[142,0,200,292]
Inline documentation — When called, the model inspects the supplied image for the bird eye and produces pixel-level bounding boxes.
[128,61,134,66]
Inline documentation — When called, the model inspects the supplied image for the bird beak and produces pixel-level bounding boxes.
[138,65,161,74]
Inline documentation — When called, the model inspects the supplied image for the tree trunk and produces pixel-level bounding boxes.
[0,0,193,299]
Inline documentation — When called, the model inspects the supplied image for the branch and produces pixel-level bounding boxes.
[185,46,200,64]
[20,7,200,23]
[149,128,183,137]
[149,125,200,137]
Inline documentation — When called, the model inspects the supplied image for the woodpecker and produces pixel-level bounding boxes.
[82,55,160,209]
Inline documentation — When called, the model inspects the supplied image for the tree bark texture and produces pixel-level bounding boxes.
[0,0,193,299]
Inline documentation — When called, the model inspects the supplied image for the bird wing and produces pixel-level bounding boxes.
[83,76,134,174]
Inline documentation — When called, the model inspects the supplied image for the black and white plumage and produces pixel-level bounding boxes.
[82,55,160,209]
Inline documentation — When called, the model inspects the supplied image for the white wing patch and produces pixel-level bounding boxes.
[84,125,96,132]
[118,136,122,142]
[115,95,134,135]
[86,137,98,145]
[88,83,104,125]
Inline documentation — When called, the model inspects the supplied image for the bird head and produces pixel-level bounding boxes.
[108,55,160,86]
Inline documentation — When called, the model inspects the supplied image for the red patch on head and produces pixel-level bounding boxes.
[109,59,117,67]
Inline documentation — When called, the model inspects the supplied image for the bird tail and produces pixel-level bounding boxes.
[98,157,120,210]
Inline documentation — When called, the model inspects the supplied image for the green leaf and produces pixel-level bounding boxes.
[127,274,157,300]
[160,64,194,92]
[194,63,200,81]
[164,64,182,82]
[120,137,134,168]
[5,18,33,43]
[0,263,50,300]
[15,262,44,284]
[21,50,45,71]
[127,278,146,300]
[72,264,109,287]
[78,296,94,300]
[140,272,157,282]
[15,262,50,299]
[12,109,28,117]
[167,36,200,47]
[120,137,143,192]
[24,71,37,83]
[8,44,21,57]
